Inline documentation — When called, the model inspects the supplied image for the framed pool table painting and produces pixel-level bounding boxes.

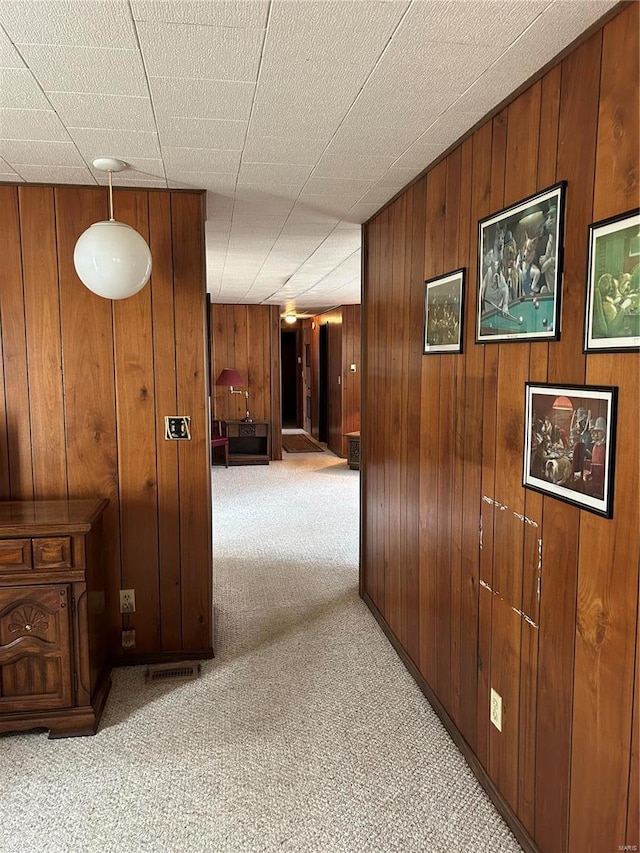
[476,182,566,343]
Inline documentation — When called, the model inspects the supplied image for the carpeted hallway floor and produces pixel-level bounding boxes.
[0,450,522,853]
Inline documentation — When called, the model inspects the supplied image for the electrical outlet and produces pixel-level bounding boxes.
[122,629,136,648]
[490,688,503,732]
[119,589,136,614]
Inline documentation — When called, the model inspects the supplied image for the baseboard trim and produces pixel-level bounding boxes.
[361,590,538,853]
[112,648,214,667]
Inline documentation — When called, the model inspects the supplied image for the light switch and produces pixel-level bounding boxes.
[350,363,357,372]
[164,416,191,440]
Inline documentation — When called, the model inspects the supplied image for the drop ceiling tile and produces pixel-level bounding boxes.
[242,135,327,166]
[157,116,247,150]
[131,0,269,28]
[0,0,137,48]
[0,108,70,141]
[47,92,157,133]
[325,123,423,158]
[163,146,241,174]
[395,1,548,46]
[230,213,289,228]
[347,88,457,135]
[137,22,263,82]
[392,141,448,171]
[238,162,313,185]
[168,171,236,193]
[0,68,51,109]
[69,127,161,160]
[19,45,148,97]
[206,192,234,219]
[294,195,363,218]
[417,111,486,148]
[90,158,165,181]
[346,202,383,223]
[0,139,85,167]
[313,154,395,182]
[375,167,422,189]
[0,172,22,181]
[13,164,95,184]
[150,77,255,122]
[303,177,374,197]
[266,1,408,66]
[0,25,23,67]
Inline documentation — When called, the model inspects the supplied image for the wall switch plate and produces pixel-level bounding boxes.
[490,688,503,731]
[122,629,136,648]
[119,589,136,614]
[164,416,191,440]
[350,363,357,372]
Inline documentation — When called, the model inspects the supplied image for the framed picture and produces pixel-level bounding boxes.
[423,268,465,354]
[584,208,640,352]
[523,382,617,518]
[476,182,566,343]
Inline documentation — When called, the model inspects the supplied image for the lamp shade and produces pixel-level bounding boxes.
[215,368,245,387]
[73,220,152,300]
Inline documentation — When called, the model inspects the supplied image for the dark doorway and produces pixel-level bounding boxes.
[318,323,328,443]
[281,329,298,427]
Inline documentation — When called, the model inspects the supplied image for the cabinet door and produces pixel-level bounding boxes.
[0,585,73,712]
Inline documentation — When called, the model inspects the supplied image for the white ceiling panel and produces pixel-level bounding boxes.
[0,138,85,167]
[242,135,328,166]
[137,22,264,82]
[0,0,136,48]
[0,0,619,313]
[0,25,24,67]
[18,44,148,96]
[163,146,241,174]
[70,127,161,160]
[0,108,70,141]
[157,117,247,150]
[13,164,95,184]
[48,92,157,133]
[131,0,269,29]
[150,77,255,122]
[0,67,51,109]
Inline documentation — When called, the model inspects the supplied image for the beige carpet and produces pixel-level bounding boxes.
[0,453,522,853]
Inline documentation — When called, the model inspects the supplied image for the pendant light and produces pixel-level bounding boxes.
[73,158,152,300]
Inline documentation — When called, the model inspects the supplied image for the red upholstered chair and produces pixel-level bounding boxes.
[211,421,229,468]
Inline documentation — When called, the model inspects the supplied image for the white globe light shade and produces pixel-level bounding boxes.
[73,220,152,300]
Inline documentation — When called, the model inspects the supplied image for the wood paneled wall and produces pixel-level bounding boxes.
[361,6,639,852]
[0,184,212,663]
[312,306,361,457]
[210,304,282,460]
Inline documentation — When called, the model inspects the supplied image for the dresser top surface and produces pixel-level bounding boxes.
[0,499,109,535]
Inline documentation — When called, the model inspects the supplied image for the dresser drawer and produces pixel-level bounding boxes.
[0,540,32,572]
[32,537,72,570]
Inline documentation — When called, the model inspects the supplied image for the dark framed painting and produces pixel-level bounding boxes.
[476,182,566,343]
[584,208,640,352]
[423,268,465,354]
[523,382,617,519]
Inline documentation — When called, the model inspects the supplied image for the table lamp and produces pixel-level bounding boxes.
[215,368,252,422]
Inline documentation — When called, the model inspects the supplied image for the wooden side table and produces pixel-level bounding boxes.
[346,431,360,470]
[0,498,111,737]
[224,420,271,465]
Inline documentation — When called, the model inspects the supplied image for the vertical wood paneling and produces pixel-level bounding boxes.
[570,7,640,851]
[270,306,282,460]
[18,185,67,500]
[1,184,211,662]
[490,83,541,813]
[55,186,122,651]
[419,161,446,688]
[406,180,426,667]
[0,185,33,500]
[172,192,211,652]
[536,32,601,853]
[149,191,182,652]
[112,189,160,654]
[0,318,10,498]
[361,7,637,852]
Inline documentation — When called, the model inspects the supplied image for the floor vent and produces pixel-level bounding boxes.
[145,662,201,683]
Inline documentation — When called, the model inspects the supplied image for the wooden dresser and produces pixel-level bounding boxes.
[0,499,111,738]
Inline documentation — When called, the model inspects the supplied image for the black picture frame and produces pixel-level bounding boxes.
[476,182,566,343]
[423,268,466,355]
[523,382,617,519]
[584,207,640,352]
